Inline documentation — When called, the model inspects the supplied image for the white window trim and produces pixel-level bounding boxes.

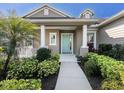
[87,31,96,49]
[49,32,57,45]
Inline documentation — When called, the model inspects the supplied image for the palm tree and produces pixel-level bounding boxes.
[0,11,37,79]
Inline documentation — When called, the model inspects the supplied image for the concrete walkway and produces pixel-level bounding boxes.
[55,54,92,90]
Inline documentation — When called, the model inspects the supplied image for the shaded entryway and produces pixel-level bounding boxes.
[55,54,92,90]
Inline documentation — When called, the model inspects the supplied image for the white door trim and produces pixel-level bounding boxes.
[61,33,73,54]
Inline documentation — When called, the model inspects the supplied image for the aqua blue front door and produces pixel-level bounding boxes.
[61,33,73,54]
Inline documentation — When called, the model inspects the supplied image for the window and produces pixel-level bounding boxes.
[87,33,94,43]
[85,13,91,19]
[49,33,56,45]
[44,8,49,15]
[87,31,96,51]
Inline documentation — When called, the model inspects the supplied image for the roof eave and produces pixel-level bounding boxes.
[98,10,124,27]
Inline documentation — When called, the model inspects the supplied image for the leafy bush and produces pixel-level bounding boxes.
[36,48,51,62]
[0,79,41,90]
[49,53,60,62]
[0,57,4,71]
[86,53,124,89]
[0,47,4,52]
[98,44,112,55]
[87,53,124,79]
[98,44,124,61]
[119,71,124,85]
[110,44,124,61]
[88,43,96,52]
[101,79,124,90]
[38,60,60,78]
[84,59,101,76]
[7,58,38,79]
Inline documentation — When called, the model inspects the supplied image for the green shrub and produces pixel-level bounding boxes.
[87,53,124,79]
[98,44,124,61]
[111,44,124,61]
[0,47,4,52]
[86,53,124,89]
[7,58,38,79]
[36,48,51,62]
[119,71,124,85]
[0,57,4,71]
[101,79,124,90]
[84,59,101,76]
[98,44,112,55]
[0,79,41,90]
[38,60,60,78]
[49,53,60,62]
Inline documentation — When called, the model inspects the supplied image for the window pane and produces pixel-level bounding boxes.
[87,33,94,52]
[50,33,56,45]
[87,33,94,43]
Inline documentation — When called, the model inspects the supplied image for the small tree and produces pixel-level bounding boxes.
[0,11,37,79]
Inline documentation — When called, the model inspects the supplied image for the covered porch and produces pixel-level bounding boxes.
[17,19,98,58]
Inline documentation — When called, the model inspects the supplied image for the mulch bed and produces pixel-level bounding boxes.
[41,69,60,90]
[78,62,103,90]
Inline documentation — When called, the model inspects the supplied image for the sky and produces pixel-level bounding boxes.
[0,3,124,18]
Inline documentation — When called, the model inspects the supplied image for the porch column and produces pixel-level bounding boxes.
[80,25,88,56]
[81,25,88,48]
[40,25,46,48]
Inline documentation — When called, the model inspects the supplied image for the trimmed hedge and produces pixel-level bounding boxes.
[84,53,124,89]
[98,44,124,61]
[0,79,41,90]
[36,48,51,62]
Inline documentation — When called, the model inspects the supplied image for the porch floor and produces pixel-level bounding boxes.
[59,54,77,63]
[55,54,92,90]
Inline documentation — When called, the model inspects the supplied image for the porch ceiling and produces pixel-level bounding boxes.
[27,18,99,26]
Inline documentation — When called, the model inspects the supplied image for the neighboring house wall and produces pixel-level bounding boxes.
[98,17,124,46]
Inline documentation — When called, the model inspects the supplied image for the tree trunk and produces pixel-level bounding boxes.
[0,55,11,79]
[0,40,16,80]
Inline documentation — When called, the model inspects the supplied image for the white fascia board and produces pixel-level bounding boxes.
[98,10,124,27]
[23,4,72,18]
[27,19,98,23]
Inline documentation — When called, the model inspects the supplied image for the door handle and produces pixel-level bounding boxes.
[70,42,71,50]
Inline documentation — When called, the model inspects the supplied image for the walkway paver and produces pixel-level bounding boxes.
[55,54,92,90]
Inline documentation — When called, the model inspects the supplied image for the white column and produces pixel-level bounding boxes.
[81,25,88,48]
[40,25,46,48]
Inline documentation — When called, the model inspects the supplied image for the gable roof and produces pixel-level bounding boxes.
[80,9,94,18]
[23,4,72,18]
[98,10,124,27]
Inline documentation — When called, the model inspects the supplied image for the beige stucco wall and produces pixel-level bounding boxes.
[45,29,60,53]
[33,29,60,54]
[98,17,124,46]
[75,29,82,55]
